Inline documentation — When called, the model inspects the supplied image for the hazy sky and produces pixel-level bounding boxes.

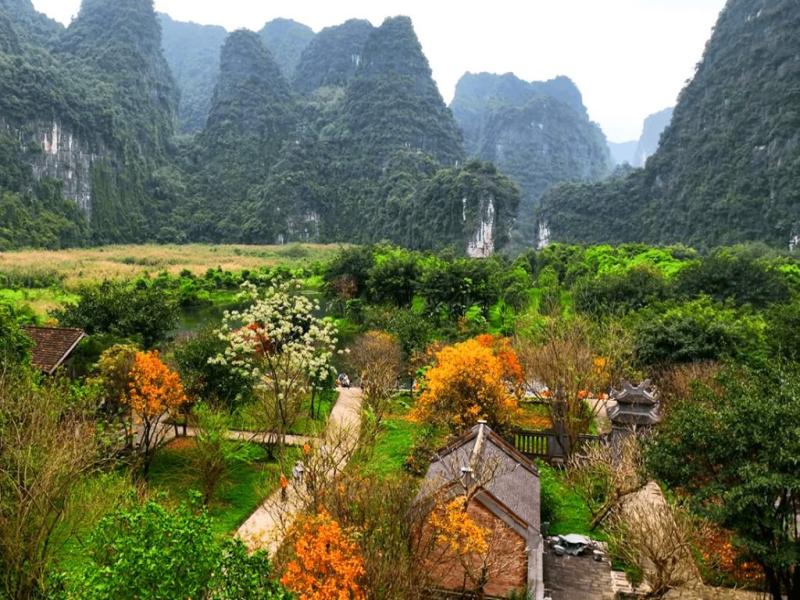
[30,0,726,142]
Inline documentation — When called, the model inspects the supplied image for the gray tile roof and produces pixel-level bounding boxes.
[423,422,540,530]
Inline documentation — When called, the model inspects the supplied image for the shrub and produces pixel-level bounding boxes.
[633,298,765,367]
[52,280,178,348]
[173,328,253,411]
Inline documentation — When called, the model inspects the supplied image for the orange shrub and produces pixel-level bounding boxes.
[127,350,188,418]
[281,511,365,600]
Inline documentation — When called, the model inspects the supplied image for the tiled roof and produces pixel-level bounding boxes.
[21,327,86,375]
[423,423,540,530]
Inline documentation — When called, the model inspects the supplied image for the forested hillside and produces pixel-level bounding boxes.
[0,1,520,253]
[3,0,798,254]
[258,18,314,80]
[451,72,610,246]
[540,0,800,249]
[158,13,227,134]
[0,0,180,247]
[292,19,373,95]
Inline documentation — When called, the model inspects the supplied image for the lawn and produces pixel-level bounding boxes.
[0,287,78,322]
[148,438,301,535]
[513,401,552,429]
[364,414,421,476]
[360,394,448,478]
[538,460,606,540]
[229,389,337,436]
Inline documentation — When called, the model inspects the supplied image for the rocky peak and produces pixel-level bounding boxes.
[0,0,62,47]
[259,18,314,80]
[358,16,432,81]
[340,15,464,166]
[292,18,374,94]
[58,0,178,152]
[206,29,293,130]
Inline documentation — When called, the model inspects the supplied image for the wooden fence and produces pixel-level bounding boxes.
[511,429,602,463]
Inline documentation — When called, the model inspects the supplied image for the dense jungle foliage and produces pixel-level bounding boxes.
[0,2,520,252]
[451,72,611,244]
[2,240,800,598]
[3,0,800,256]
[157,13,227,134]
[257,18,314,81]
[540,0,800,249]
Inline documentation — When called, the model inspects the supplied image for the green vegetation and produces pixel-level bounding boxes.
[1,4,518,252]
[646,365,800,598]
[361,396,423,477]
[258,18,315,80]
[538,462,602,539]
[148,440,301,536]
[158,13,227,134]
[64,496,291,599]
[540,0,800,249]
[451,72,610,244]
[2,237,800,597]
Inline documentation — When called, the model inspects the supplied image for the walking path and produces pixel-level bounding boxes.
[183,426,314,447]
[236,386,363,556]
[136,421,314,449]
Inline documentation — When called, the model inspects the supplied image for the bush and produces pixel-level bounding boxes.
[0,303,33,368]
[324,246,375,300]
[173,328,253,411]
[365,248,420,306]
[633,298,765,367]
[65,496,291,599]
[52,280,178,348]
[765,299,800,361]
[573,265,672,315]
[675,246,790,308]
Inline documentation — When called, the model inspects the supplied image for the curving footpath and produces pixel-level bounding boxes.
[236,386,363,556]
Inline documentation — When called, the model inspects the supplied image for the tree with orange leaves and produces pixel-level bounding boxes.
[126,350,188,476]
[425,493,525,598]
[281,511,365,600]
[412,336,522,434]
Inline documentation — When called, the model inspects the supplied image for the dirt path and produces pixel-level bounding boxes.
[236,387,363,556]
[136,421,314,449]
[183,426,314,447]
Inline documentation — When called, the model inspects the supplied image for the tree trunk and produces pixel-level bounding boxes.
[789,564,800,600]
[764,566,783,600]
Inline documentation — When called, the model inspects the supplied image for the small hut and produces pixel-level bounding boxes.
[416,422,545,599]
[22,326,86,375]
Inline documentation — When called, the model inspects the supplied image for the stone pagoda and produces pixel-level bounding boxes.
[607,380,660,436]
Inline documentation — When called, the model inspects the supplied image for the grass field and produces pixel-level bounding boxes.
[148,438,301,536]
[538,460,605,540]
[0,243,343,287]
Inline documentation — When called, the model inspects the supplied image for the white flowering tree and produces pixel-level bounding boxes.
[212,281,338,457]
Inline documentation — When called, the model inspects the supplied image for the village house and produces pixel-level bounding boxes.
[417,421,544,600]
[21,326,85,375]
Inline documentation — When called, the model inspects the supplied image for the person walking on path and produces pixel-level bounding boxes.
[279,473,289,502]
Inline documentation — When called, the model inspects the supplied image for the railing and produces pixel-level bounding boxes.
[511,429,602,463]
[512,429,552,458]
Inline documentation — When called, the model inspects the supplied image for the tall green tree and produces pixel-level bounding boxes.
[646,365,800,600]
